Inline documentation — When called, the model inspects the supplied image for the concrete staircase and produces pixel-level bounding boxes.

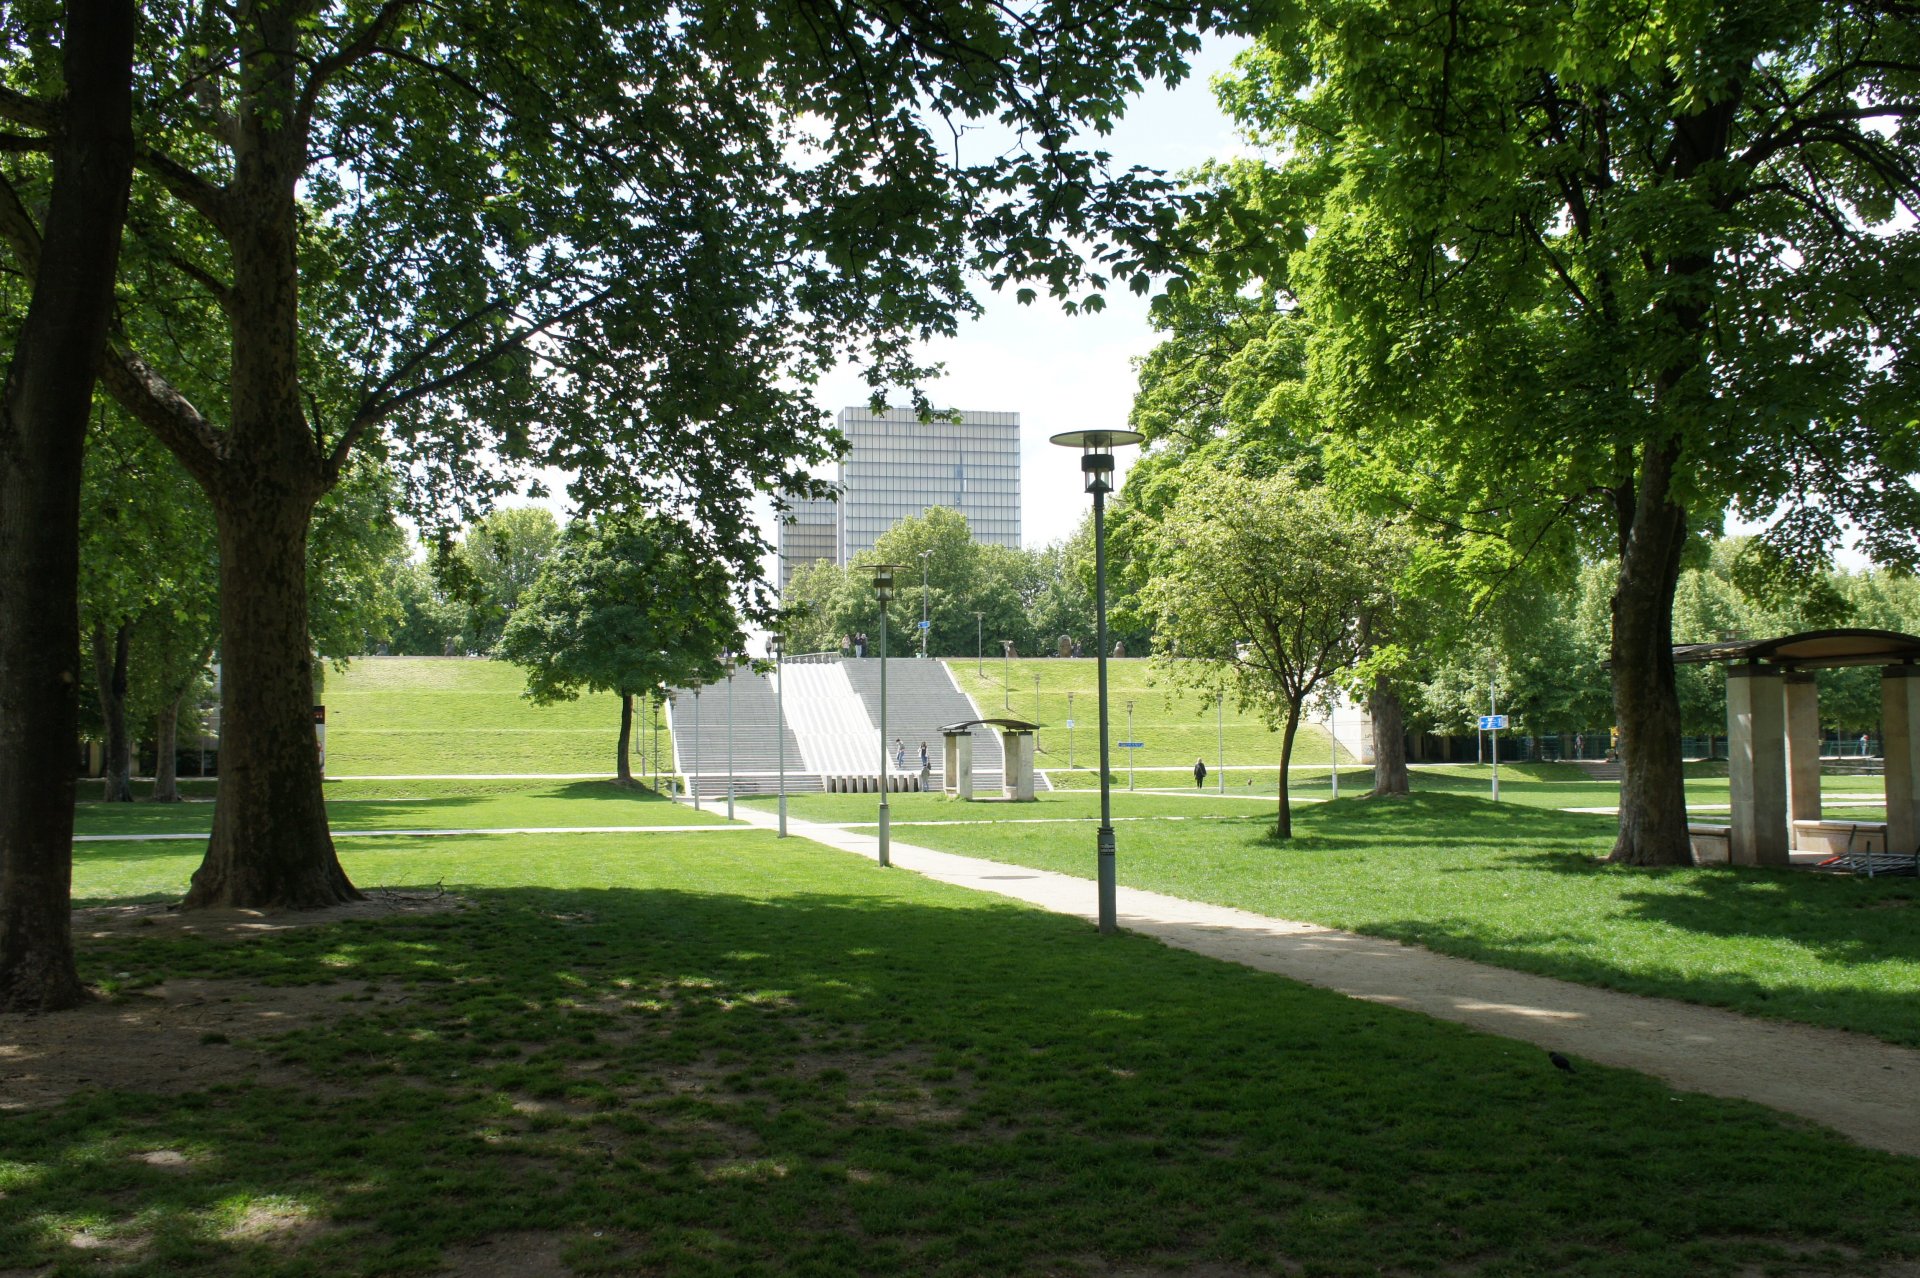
[666,671,812,799]
[667,656,1038,796]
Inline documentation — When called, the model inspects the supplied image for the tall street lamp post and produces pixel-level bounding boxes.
[1033,673,1041,752]
[1067,690,1075,768]
[1049,428,1144,936]
[974,612,983,677]
[919,549,932,659]
[725,657,736,820]
[1126,700,1136,791]
[690,688,702,811]
[1001,639,1011,709]
[1217,695,1226,793]
[872,563,900,867]
[774,633,788,838]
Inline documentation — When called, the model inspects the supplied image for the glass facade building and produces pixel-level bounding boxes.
[776,406,1022,592]
[835,405,1021,561]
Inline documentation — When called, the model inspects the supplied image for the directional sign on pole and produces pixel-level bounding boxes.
[918,620,930,629]
[1117,741,1145,749]
[1477,715,1509,731]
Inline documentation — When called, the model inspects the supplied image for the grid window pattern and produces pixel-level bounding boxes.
[836,406,1021,561]
[777,496,840,593]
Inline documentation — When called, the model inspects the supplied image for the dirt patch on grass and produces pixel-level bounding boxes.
[73,889,464,943]
[3,894,461,1111]
[430,1231,575,1277]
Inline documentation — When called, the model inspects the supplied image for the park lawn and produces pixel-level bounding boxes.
[323,656,673,777]
[946,657,1345,770]
[740,787,1283,825]
[72,781,718,841]
[11,832,1914,1276]
[869,792,1920,1047]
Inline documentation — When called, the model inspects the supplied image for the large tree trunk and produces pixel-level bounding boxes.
[151,699,183,802]
[183,488,357,907]
[1608,442,1692,866]
[616,691,634,785]
[178,3,356,909]
[90,620,133,801]
[1369,676,1409,797]
[0,0,137,1013]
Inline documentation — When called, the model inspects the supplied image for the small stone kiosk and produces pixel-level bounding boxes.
[940,718,1040,801]
[1675,629,1920,870]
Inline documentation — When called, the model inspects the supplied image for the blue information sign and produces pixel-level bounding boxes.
[1477,715,1509,731]
[1117,741,1146,748]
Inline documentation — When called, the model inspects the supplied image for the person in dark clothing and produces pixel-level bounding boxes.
[1194,757,1208,789]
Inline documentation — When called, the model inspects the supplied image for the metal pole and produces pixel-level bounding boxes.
[1003,642,1010,709]
[1490,670,1501,804]
[726,663,735,820]
[878,607,891,866]
[1094,487,1116,934]
[653,694,661,793]
[1126,700,1135,791]
[776,645,787,837]
[691,689,701,811]
[1328,701,1339,799]
[1218,695,1225,793]
[1068,690,1075,769]
[921,552,930,659]
[1033,672,1040,750]
[975,613,983,678]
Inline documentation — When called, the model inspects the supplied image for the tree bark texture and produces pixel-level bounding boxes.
[183,490,358,907]
[1608,442,1693,865]
[151,698,182,802]
[1369,677,1410,797]
[0,0,137,1013]
[89,620,133,801]
[616,692,634,784]
[1273,704,1300,839]
[174,4,357,908]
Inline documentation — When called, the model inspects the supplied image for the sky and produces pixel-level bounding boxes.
[797,35,1255,553]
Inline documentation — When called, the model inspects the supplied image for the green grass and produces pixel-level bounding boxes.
[73,780,726,841]
[323,656,672,777]
[14,827,1917,1276]
[947,657,1346,770]
[874,790,1920,1047]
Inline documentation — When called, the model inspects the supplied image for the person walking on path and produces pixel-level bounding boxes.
[1194,757,1208,789]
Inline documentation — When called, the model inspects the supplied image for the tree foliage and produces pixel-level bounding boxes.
[497,513,744,783]
[1141,465,1403,837]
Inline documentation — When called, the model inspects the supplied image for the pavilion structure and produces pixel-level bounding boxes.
[940,717,1039,801]
[1674,629,1920,869]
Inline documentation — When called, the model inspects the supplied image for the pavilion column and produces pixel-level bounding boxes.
[1000,729,1035,801]
[1882,664,1920,857]
[1784,673,1823,840]
[1727,664,1789,867]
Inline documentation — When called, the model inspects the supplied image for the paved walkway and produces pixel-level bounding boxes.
[729,803,1920,1159]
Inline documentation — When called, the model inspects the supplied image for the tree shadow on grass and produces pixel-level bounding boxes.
[7,881,1920,1275]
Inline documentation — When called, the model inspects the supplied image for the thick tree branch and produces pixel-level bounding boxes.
[0,86,57,133]
[0,171,42,273]
[95,341,224,485]
[296,0,415,136]
[135,145,233,232]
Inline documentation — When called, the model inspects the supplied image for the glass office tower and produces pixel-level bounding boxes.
[834,405,1021,561]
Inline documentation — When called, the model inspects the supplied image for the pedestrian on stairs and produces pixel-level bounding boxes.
[919,742,930,773]
[894,738,906,770]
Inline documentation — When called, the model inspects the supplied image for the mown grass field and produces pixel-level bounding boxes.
[840,788,1920,1047]
[14,827,1917,1276]
[945,656,1345,771]
[323,656,672,777]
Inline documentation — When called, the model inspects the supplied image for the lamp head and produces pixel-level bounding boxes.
[870,562,900,603]
[1049,429,1145,495]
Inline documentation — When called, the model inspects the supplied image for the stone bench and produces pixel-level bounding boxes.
[1687,824,1731,865]
[1792,819,1890,856]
